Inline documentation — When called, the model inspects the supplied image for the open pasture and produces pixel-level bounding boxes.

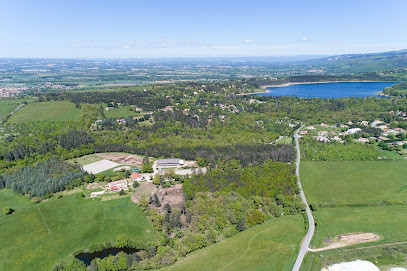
[301,160,407,205]
[7,101,80,123]
[311,205,407,249]
[0,98,31,120]
[0,189,159,271]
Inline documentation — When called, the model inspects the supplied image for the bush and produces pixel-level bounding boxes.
[3,206,13,215]
[309,202,318,211]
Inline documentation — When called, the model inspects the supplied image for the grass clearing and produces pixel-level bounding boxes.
[0,98,31,120]
[104,105,142,118]
[311,205,407,249]
[134,182,157,199]
[8,101,80,123]
[0,189,159,271]
[169,215,305,271]
[276,136,293,145]
[301,160,407,205]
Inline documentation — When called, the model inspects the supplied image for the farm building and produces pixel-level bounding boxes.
[106,179,128,192]
[157,158,184,168]
[131,172,143,181]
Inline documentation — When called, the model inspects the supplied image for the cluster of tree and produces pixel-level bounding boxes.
[93,143,295,168]
[133,191,305,270]
[2,158,87,197]
[251,96,407,128]
[383,82,407,97]
[300,137,379,161]
[40,90,171,111]
[59,130,95,150]
[183,160,298,199]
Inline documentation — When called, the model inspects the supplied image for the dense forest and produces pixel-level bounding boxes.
[40,89,171,111]
[383,82,407,97]
[183,161,298,199]
[3,158,87,197]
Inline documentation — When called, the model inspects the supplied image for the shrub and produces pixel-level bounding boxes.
[3,206,13,215]
[309,202,318,211]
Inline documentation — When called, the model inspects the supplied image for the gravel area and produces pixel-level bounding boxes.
[82,159,119,174]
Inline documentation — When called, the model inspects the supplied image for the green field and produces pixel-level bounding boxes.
[0,98,31,120]
[104,105,142,118]
[169,215,305,271]
[276,136,293,145]
[8,101,81,123]
[301,205,407,270]
[301,161,407,205]
[311,205,407,248]
[0,189,159,271]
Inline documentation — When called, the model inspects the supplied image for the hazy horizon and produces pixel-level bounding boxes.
[1,0,407,58]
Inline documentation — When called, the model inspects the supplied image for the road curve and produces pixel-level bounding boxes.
[292,126,315,271]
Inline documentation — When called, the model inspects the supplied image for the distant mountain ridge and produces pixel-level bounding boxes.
[303,49,407,73]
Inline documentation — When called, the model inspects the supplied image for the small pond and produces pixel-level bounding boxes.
[75,247,143,265]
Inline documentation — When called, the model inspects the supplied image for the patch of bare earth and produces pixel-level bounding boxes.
[310,233,380,252]
[95,153,143,166]
[157,184,184,210]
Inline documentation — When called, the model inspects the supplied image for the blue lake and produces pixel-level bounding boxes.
[255,82,398,98]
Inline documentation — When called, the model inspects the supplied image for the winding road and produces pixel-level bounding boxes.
[292,126,315,271]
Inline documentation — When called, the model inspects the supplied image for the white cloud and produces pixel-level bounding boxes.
[122,45,132,48]
[300,37,312,42]
[243,39,256,43]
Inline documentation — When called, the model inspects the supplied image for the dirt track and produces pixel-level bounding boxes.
[309,232,380,252]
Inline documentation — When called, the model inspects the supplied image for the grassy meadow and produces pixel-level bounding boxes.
[168,215,305,271]
[0,98,31,120]
[8,101,80,123]
[311,205,407,249]
[104,105,142,118]
[0,189,159,271]
[300,160,407,205]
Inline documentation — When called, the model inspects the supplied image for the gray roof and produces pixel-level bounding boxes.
[157,158,180,166]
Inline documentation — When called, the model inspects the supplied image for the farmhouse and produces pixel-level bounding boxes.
[157,158,184,168]
[106,179,128,192]
[131,172,143,181]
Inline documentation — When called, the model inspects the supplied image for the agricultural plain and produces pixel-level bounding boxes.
[169,215,305,271]
[300,160,407,205]
[8,101,80,123]
[0,189,159,271]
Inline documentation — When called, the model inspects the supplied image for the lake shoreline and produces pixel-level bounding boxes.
[238,81,396,96]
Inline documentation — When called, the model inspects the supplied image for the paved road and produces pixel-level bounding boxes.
[292,126,315,271]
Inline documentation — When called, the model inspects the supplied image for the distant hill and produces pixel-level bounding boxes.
[303,49,407,73]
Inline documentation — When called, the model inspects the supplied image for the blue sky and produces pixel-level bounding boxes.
[1,0,407,58]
